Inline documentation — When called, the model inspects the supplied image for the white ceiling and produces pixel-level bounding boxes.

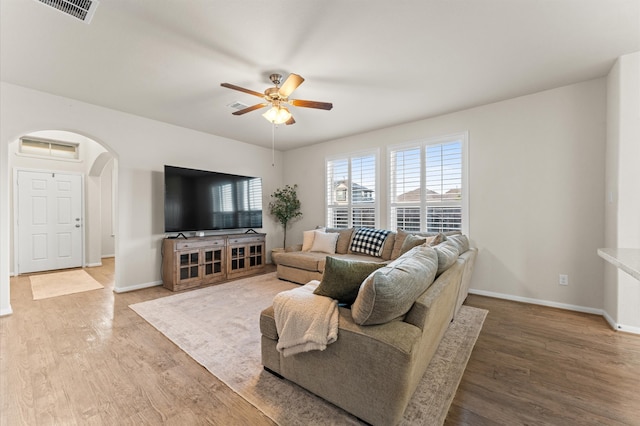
[1,0,638,151]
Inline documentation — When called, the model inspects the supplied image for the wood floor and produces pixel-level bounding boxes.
[1,259,639,425]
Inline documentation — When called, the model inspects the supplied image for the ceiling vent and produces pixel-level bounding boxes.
[227,101,249,111]
[36,0,100,24]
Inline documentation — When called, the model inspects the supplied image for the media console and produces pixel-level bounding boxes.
[162,233,266,291]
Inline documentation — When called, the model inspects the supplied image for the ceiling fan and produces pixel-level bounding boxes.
[221,73,333,125]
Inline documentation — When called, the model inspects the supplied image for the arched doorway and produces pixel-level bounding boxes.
[9,130,117,283]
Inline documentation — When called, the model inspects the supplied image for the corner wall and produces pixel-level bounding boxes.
[284,79,607,311]
[605,51,640,332]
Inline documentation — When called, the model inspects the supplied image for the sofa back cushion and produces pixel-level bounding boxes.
[445,234,470,254]
[433,241,459,275]
[326,228,354,254]
[351,245,438,325]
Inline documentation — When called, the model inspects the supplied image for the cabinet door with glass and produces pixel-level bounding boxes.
[227,234,265,279]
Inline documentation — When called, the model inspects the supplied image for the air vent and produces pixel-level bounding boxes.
[36,0,100,24]
[227,101,249,111]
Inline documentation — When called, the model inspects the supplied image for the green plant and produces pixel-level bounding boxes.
[269,184,302,248]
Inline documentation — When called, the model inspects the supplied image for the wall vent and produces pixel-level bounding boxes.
[227,101,249,111]
[36,0,100,24]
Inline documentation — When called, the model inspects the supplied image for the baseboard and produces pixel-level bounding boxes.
[101,254,115,259]
[468,288,603,315]
[0,305,13,316]
[469,289,640,335]
[85,262,103,268]
[113,280,163,293]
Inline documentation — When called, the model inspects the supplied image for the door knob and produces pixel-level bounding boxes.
[75,224,81,228]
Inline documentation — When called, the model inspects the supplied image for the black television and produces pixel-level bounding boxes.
[164,165,263,233]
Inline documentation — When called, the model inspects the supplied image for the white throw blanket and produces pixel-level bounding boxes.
[273,281,339,357]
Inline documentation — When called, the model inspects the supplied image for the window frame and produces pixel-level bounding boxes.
[387,132,469,235]
[325,149,380,229]
[18,136,80,162]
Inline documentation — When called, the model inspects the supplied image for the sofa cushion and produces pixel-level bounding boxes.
[351,245,439,325]
[445,234,470,254]
[313,257,386,304]
[326,228,354,254]
[349,228,392,257]
[379,232,396,260]
[276,251,325,272]
[310,231,339,254]
[433,241,459,275]
[399,233,427,256]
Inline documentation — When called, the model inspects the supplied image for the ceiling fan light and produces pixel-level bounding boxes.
[262,106,292,125]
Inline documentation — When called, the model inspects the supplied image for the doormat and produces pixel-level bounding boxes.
[30,269,104,300]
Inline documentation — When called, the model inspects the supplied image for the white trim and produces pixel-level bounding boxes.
[85,262,103,268]
[113,280,162,293]
[469,288,602,315]
[0,305,13,316]
[101,254,115,259]
[469,288,640,336]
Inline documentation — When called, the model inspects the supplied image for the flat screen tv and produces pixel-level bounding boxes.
[164,165,263,233]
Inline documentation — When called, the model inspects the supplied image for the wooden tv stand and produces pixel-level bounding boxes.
[162,233,266,291]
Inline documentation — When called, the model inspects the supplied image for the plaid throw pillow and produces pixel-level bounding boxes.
[349,228,391,257]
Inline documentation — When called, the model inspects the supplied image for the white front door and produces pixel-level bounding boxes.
[17,170,83,274]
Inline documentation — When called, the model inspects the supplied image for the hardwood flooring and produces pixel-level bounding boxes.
[1,260,639,425]
[448,295,640,425]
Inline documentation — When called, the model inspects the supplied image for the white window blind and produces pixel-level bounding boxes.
[326,152,377,228]
[389,134,466,233]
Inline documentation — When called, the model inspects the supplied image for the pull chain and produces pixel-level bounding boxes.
[271,123,276,167]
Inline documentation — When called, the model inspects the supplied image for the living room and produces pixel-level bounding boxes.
[1,0,639,424]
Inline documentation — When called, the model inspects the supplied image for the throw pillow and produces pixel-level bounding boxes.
[309,230,339,254]
[326,228,354,254]
[313,257,386,305]
[433,241,459,275]
[351,245,439,325]
[301,230,316,252]
[349,228,391,257]
[399,233,427,256]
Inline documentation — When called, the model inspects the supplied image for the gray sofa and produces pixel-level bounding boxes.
[260,228,476,425]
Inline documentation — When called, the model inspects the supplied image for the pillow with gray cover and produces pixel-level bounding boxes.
[351,245,438,325]
[433,241,459,275]
[445,234,470,254]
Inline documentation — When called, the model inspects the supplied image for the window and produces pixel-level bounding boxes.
[389,133,467,233]
[326,151,378,228]
[19,137,79,160]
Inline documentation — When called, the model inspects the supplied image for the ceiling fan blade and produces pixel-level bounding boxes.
[289,99,333,110]
[285,116,296,125]
[221,83,265,98]
[232,103,269,115]
[278,74,305,98]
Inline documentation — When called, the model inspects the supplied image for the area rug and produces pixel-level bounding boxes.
[130,273,487,425]
[30,269,104,300]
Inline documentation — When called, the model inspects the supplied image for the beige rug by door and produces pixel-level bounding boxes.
[130,272,487,425]
[30,269,104,300]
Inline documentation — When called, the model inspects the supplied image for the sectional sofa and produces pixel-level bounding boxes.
[260,228,476,425]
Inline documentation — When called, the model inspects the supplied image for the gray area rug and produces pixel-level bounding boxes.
[130,272,487,426]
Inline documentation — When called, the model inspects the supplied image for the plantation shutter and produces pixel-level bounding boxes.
[389,146,422,231]
[388,137,464,232]
[326,152,377,228]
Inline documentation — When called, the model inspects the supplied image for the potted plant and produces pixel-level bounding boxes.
[269,184,303,255]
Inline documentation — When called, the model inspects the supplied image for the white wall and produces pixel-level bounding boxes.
[605,52,640,332]
[101,158,115,257]
[284,79,607,312]
[0,82,283,312]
